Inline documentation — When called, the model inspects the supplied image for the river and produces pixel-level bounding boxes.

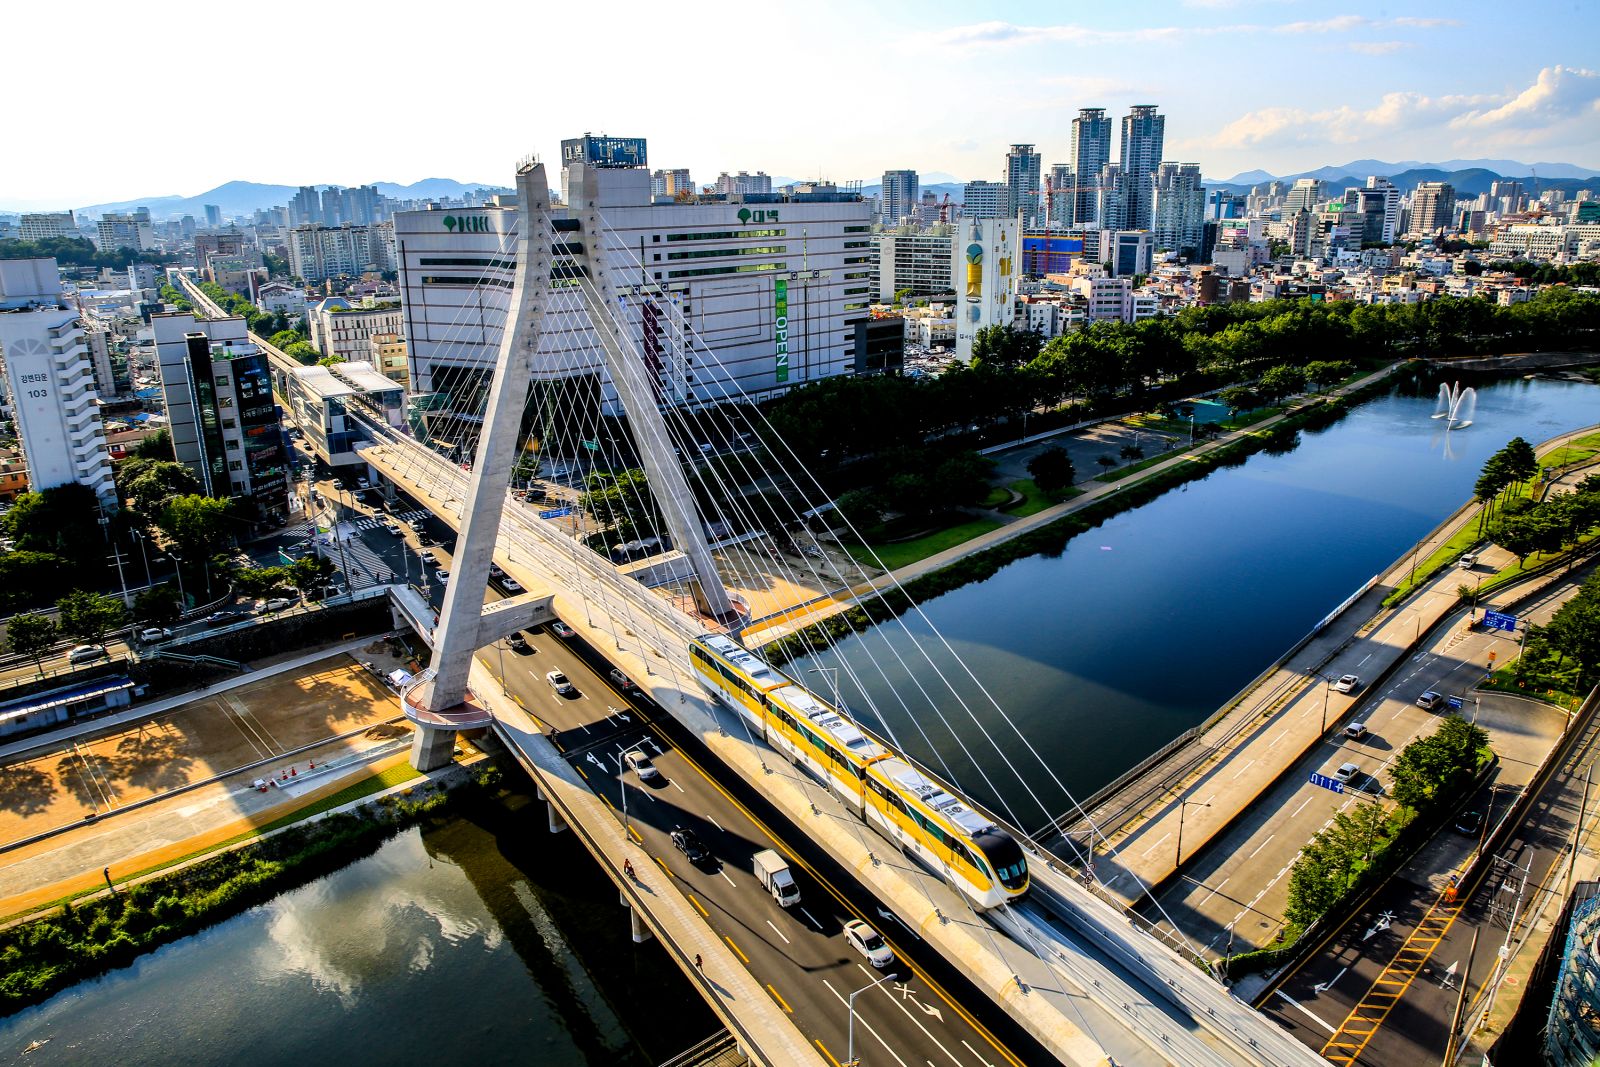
[0,795,714,1066]
[793,372,1600,832]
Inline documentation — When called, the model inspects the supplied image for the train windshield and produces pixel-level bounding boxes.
[975,831,1029,891]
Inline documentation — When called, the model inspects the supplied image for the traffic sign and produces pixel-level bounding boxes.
[1447,696,1464,710]
[539,507,574,519]
[1484,610,1518,633]
[1310,772,1345,794]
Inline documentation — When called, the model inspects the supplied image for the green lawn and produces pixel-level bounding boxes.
[846,517,1004,570]
[1001,479,1079,516]
[1220,404,1289,431]
[980,485,1013,508]
[1541,430,1600,472]
[1094,448,1184,483]
[1480,661,1585,712]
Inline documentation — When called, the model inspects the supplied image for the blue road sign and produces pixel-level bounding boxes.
[1448,696,1464,710]
[1310,772,1346,794]
[539,507,574,519]
[1484,610,1518,633]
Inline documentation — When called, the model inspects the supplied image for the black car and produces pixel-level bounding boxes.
[1455,810,1483,836]
[507,632,531,654]
[670,826,710,864]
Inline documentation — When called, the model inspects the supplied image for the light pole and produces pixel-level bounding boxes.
[1320,674,1333,734]
[810,666,843,711]
[166,553,188,611]
[131,529,153,589]
[1176,793,1210,868]
[846,970,902,1066]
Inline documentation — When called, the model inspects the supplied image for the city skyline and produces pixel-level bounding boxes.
[4,0,1599,207]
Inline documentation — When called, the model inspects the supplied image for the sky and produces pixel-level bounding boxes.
[6,0,1599,208]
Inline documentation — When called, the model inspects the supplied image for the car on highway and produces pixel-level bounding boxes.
[68,643,108,664]
[258,597,295,613]
[497,575,523,593]
[1343,722,1369,740]
[408,519,425,532]
[550,621,576,639]
[136,627,173,643]
[507,632,531,654]
[1333,761,1360,783]
[422,550,441,565]
[204,610,238,625]
[624,749,658,781]
[385,523,404,538]
[546,670,575,696]
[670,825,710,864]
[436,569,451,583]
[1331,674,1361,694]
[1455,810,1483,836]
[1417,690,1445,711]
[844,919,895,968]
[1459,553,1479,569]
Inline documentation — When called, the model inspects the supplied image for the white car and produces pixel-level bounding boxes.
[1333,761,1360,783]
[550,621,576,639]
[547,670,575,696]
[623,749,658,780]
[1343,722,1369,740]
[1331,674,1361,694]
[844,919,895,968]
[435,569,451,582]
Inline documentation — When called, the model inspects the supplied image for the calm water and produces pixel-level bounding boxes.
[0,797,713,1066]
[797,373,1600,831]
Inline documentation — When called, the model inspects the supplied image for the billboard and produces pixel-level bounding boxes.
[560,135,648,169]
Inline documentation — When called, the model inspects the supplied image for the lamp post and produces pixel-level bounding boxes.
[810,666,844,711]
[131,529,153,589]
[845,971,902,1066]
[165,553,188,611]
[1176,793,1211,868]
[1320,674,1333,734]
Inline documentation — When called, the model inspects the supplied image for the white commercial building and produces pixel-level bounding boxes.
[0,259,116,503]
[880,169,919,226]
[19,212,75,241]
[395,163,875,429]
[308,298,404,362]
[873,230,955,302]
[951,218,1020,361]
[963,181,1009,220]
[287,224,377,282]
[97,212,154,253]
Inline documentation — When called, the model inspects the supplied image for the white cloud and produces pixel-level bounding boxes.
[1347,41,1409,56]
[1449,65,1600,130]
[922,15,1457,50]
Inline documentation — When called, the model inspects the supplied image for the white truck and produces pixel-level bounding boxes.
[752,849,800,908]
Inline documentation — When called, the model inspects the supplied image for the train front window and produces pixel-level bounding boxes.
[975,831,1029,890]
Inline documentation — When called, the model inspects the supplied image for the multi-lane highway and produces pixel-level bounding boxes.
[473,610,1049,1067]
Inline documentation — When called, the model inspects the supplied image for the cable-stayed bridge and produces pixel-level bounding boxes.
[183,162,1319,1067]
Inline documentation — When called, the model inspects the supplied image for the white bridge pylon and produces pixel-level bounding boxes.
[402,158,735,770]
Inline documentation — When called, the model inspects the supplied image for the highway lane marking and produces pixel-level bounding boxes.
[962,1040,997,1067]
[815,1039,844,1067]
[823,979,913,1067]
[1358,653,1372,666]
[800,907,824,931]
[1248,834,1276,859]
[853,964,966,1065]
[724,935,750,964]
[1273,989,1336,1034]
[719,867,737,887]
[671,778,685,793]
[628,825,642,843]
[688,894,709,918]
[1231,759,1255,780]
[767,983,792,1013]
[1290,795,1313,817]
[766,919,791,945]
[705,814,725,831]
[654,856,674,879]
[1140,831,1171,858]
[1198,877,1230,905]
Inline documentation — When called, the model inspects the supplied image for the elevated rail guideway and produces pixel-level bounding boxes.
[290,159,1319,1066]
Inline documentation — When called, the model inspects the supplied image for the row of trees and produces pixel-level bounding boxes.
[1470,260,1600,287]
[763,290,1600,469]
[1525,565,1600,689]
[5,590,141,676]
[0,237,176,270]
[1285,716,1488,929]
[158,281,320,365]
[1488,473,1600,566]
[1474,437,1540,533]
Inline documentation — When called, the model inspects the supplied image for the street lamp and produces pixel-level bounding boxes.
[809,666,843,711]
[845,971,903,1066]
[1175,793,1211,868]
[165,553,188,611]
[1320,674,1333,734]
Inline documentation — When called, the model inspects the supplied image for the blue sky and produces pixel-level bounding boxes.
[5,0,1598,206]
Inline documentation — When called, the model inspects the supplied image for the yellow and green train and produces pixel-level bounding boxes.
[690,633,1029,909]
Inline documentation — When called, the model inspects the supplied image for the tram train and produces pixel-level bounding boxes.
[689,633,1029,909]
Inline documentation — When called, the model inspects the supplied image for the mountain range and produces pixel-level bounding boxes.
[4,178,514,221]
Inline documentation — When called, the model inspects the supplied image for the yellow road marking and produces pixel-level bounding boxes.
[767,983,792,1013]
[814,1038,844,1067]
[575,766,587,780]
[688,894,709,918]
[628,824,642,843]
[654,856,674,879]
[600,795,615,812]
[724,935,750,964]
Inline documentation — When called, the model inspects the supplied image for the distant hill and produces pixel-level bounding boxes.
[3,178,513,221]
[1208,159,1600,196]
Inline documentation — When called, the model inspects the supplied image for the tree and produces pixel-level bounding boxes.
[1027,445,1076,493]
[833,488,887,528]
[970,324,1042,370]
[1257,364,1308,402]
[1389,715,1487,811]
[579,469,660,543]
[1304,360,1355,390]
[3,483,105,569]
[1118,443,1145,461]
[234,566,292,598]
[132,584,182,626]
[55,590,127,647]
[0,550,69,613]
[120,459,201,520]
[158,495,234,559]
[932,451,994,506]
[893,287,913,306]
[6,612,58,678]
[283,341,321,366]
[1218,386,1260,417]
[288,555,336,595]
[131,429,173,460]
[1096,454,1117,472]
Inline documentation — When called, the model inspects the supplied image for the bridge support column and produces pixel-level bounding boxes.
[622,896,653,943]
[409,724,456,772]
[547,800,567,834]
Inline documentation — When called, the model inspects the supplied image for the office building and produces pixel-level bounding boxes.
[1046,164,1075,227]
[97,211,153,253]
[1019,231,1084,276]
[1151,163,1206,259]
[1283,178,1326,214]
[714,171,773,196]
[19,212,75,241]
[951,218,1020,361]
[288,186,321,227]
[308,298,404,362]
[652,168,693,198]
[151,311,287,527]
[1490,179,1526,215]
[287,224,377,283]
[880,170,919,226]
[1410,182,1457,236]
[395,161,875,434]
[1102,230,1154,277]
[0,259,116,504]
[1006,145,1042,225]
[1095,164,1127,232]
[204,204,222,228]
[873,230,954,302]
[1069,108,1113,225]
[1119,105,1164,231]
[1364,177,1400,243]
[368,332,409,384]
[963,181,1009,220]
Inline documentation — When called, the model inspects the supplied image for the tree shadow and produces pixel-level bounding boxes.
[107,731,198,793]
[0,762,59,816]
[53,754,101,809]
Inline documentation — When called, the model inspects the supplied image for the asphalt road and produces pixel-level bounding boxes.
[481,618,1047,1067]
[1256,659,1600,1064]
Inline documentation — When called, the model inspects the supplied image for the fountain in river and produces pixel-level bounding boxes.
[1431,381,1476,428]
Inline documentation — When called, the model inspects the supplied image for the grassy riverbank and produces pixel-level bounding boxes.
[0,763,502,1017]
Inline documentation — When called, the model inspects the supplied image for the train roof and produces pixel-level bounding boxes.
[769,684,887,760]
[874,758,997,838]
[696,633,788,690]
